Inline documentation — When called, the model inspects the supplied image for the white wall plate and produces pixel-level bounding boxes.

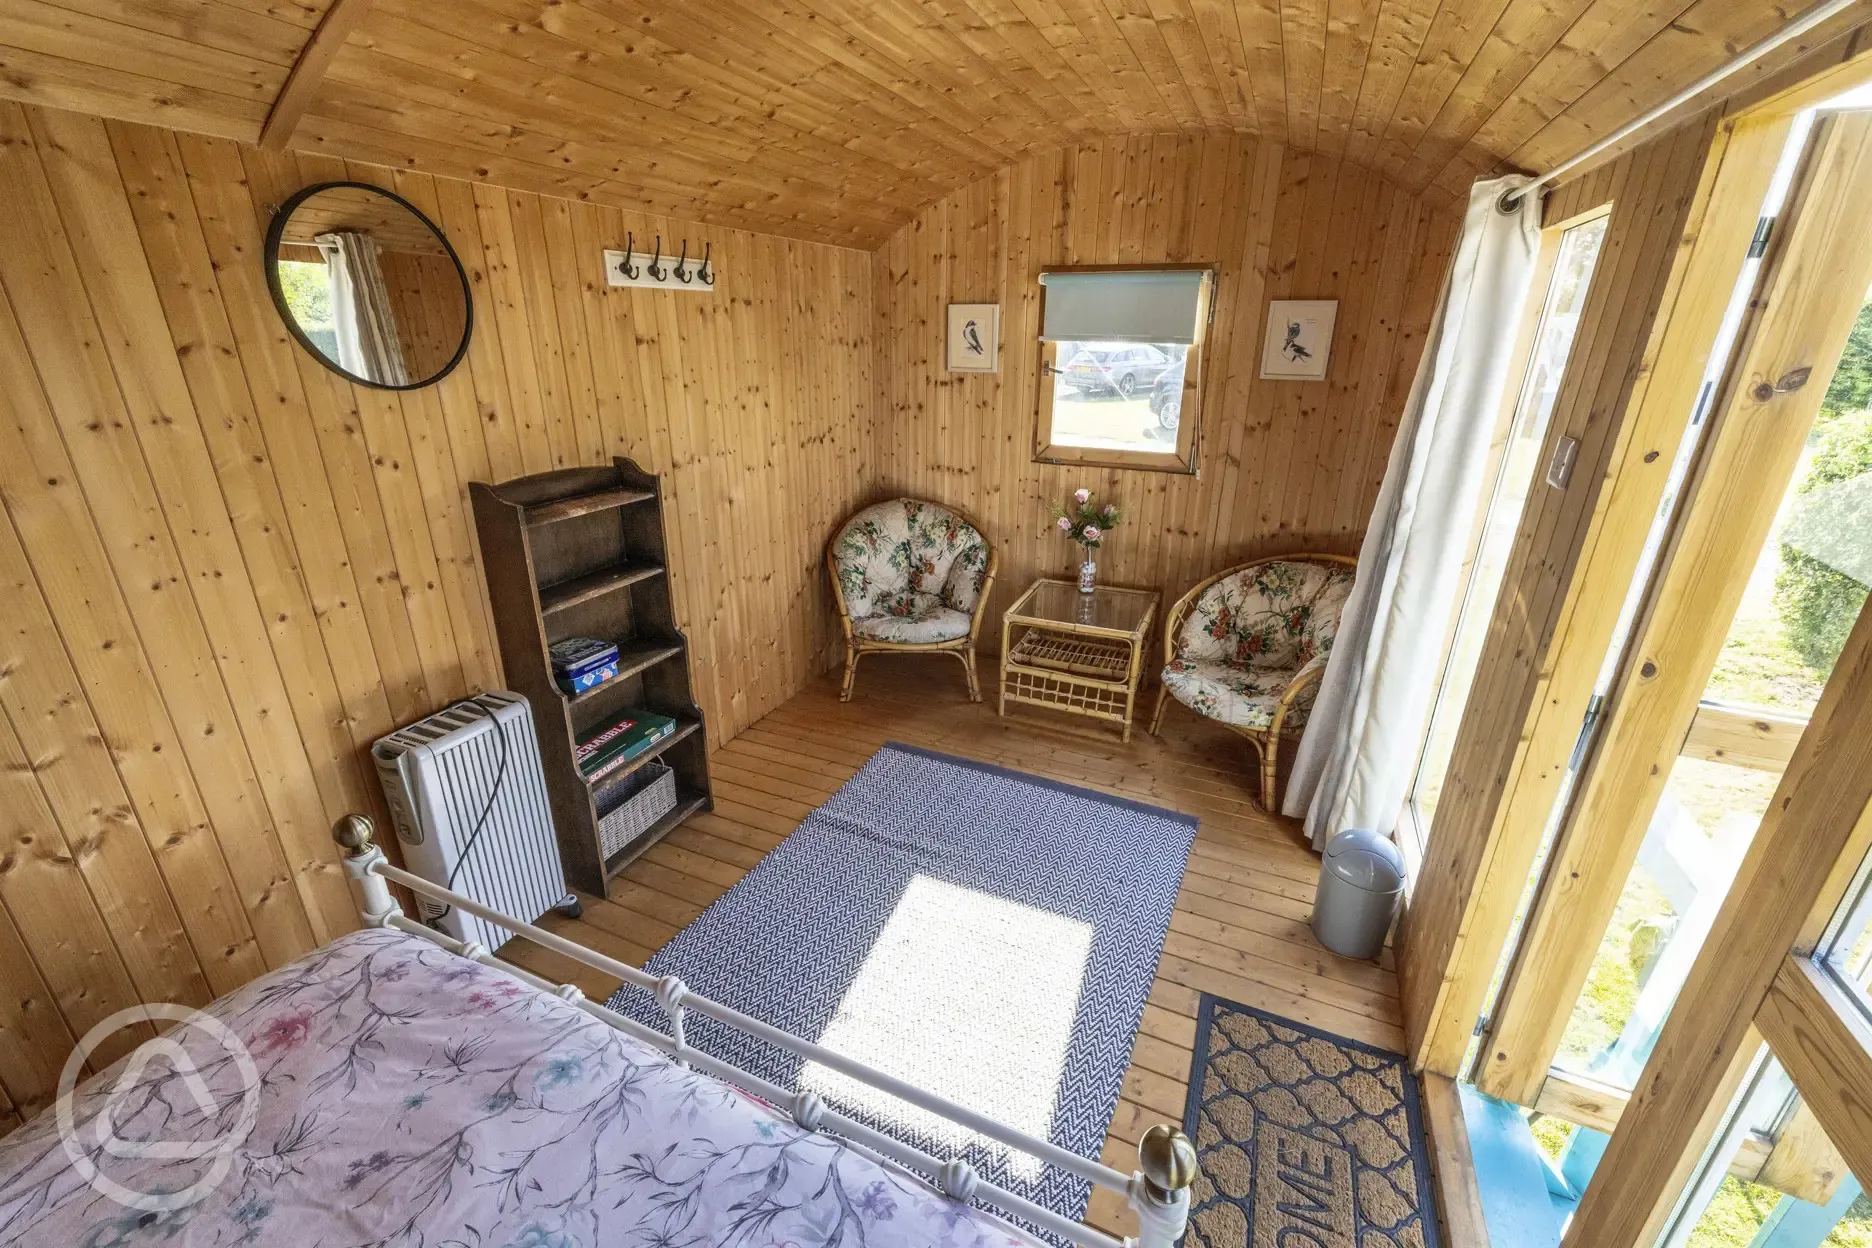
[602,249,715,291]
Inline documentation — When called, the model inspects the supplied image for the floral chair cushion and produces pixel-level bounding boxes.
[833,500,990,637]
[1161,657,1327,730]
[850,595,973,644]
[1176,561,1355,671]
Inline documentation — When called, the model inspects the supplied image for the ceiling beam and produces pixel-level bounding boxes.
[259,0,375,152]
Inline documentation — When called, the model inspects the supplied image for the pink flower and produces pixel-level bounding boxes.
[1082,525,1101,541]
[1073,488,1091,505]
[251,1009,315,1057]
[1056,515,1072,531]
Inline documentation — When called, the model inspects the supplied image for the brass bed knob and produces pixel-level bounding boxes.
[332,812,378,856]
[1138,1123,1197,1199]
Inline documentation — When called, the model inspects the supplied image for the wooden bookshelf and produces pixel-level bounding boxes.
[470,460,713,897]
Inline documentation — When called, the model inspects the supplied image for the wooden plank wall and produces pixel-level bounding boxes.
[871,134,1461,631]
[0,99,872,1121]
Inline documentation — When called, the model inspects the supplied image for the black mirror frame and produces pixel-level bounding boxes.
[263,180,474,392]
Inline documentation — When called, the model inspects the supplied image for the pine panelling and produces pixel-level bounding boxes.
[874,135,1459,634]
[0,100,873,1124]
[0,0,1859,245]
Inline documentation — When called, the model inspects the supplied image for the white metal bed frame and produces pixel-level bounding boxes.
[332,814,1197,1248]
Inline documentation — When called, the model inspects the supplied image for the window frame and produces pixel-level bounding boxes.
[1031,263,1216,475]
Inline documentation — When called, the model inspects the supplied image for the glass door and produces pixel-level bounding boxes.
[1473,99,1872,1132]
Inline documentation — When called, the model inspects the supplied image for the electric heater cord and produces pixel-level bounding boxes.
[429,694,512,927]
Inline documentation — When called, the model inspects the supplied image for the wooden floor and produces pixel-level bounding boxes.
[503,657,1402,1241]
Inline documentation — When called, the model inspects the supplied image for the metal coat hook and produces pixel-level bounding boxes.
[649,236,666,281]
[620,232,639,280]
[675,239,691,283]
[697,242,713,285]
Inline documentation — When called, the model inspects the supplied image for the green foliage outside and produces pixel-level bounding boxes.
[1530,1115,1576,1163]
[276,260,333,332]
[1555,869,1672,1069]
[1774,408,1872,682]
[1687,1180,1872,1248]
[1820,303,1872,423]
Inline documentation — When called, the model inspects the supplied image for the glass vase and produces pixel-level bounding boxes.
[1078,557,1097,594]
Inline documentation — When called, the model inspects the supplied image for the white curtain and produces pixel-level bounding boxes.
[315,231,411,387]
[1283,175,1543,849]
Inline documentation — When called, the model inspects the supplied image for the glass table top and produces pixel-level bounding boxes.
[1007,578,1158,635]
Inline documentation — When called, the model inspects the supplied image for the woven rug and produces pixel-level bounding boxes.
[604,742,1196,1223]
[1181,995,1442,1248]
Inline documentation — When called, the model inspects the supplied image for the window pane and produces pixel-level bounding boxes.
[1409,214,1610,843]
[1818,839,1872,1024]
[1554,756,1779,1081]
[1667,1055,1868,1248]
[1049,340,1190,454]
[276,259,340,362]
[1758,342,1872,714]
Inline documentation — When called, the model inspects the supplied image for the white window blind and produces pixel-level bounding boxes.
[1039,269,1208,343]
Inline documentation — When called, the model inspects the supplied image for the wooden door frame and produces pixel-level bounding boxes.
[1475,107,1872,1109]
[1397,105,1781,1077]
[1398,33,1872,1084]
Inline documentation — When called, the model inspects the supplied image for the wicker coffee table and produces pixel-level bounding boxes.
[998,578,1160,741]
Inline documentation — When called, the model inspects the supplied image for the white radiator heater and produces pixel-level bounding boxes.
[371,692,575,953]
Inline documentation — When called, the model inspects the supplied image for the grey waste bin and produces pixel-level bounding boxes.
[1312,829,1404,961]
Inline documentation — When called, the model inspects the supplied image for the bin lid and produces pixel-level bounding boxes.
[1322,828,1405,892]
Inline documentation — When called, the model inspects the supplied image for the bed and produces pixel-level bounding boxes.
[0,815,1194,1248]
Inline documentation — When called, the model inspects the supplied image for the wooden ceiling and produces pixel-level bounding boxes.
[0,0,1867,246]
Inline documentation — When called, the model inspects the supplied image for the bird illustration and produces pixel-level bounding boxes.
[962,318,985,356]
[1282,320,1312,362]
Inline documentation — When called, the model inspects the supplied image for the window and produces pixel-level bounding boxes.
[1033,266,1215,473]
[1818,840,1872,1026]
[1404,211,1610,859]
[275,256,341,363]
[1660,1051,1869,1248]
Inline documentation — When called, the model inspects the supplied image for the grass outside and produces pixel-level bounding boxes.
[1688,1183,1872,1248]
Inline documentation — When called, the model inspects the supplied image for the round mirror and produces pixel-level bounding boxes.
[265,181,472,390]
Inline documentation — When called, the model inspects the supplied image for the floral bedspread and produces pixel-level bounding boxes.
[0,928,1041,1248]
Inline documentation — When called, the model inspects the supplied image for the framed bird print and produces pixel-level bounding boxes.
[946,303,1000,373]
[1260,300,1337,380]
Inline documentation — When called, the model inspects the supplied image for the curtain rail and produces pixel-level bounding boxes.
[1505,0,1865,209]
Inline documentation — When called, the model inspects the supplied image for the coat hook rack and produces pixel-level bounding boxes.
[603,235,717,292]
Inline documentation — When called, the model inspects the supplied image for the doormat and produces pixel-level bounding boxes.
[1181,994,1442,1248]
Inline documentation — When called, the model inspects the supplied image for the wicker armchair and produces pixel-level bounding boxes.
[1150,554,1357,810]
[826,499,999,702]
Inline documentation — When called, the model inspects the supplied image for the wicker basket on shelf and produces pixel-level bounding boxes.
[596,761,678,861]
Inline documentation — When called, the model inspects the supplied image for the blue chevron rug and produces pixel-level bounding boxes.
[605,741,1197,1225]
